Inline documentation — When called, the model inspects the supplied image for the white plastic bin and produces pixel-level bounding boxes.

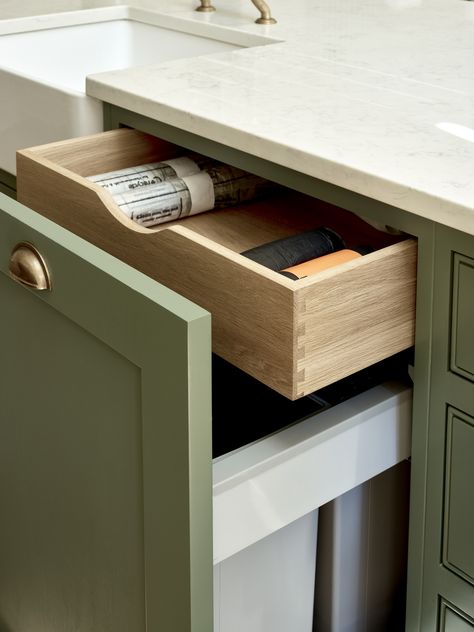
[214,510,318,632]
[212,382,412,632]
[314,460,411,632]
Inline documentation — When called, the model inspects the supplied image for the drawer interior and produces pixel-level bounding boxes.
[16,128,400,252]
[17,129,417,400]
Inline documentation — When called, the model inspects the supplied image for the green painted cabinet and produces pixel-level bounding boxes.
[3,102,474,632]
[419,225,474,631]
[444,408,474,584]
[440,602,474,632]
[450,253,474,382]
[0,193,213,632]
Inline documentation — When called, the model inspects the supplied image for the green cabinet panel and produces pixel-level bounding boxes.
[451,253,474,382]
[440,602,474,632]
[444,408,474,584]
[0,193,213,632]
[421,225,474,631]
[0,273,146,631]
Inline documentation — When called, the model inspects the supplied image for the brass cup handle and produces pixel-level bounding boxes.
[9,242,51,291]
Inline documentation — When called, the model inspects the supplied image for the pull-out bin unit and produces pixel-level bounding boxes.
[213,380,412,632]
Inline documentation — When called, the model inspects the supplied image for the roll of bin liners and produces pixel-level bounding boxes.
[241,227,345,271]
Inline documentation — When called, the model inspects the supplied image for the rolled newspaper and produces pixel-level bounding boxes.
[88,155,208,195]
[114,171,215,227]
[107,163,275,228]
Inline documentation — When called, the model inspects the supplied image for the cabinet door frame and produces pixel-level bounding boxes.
[421,225,474,630]
[0,193,213,632]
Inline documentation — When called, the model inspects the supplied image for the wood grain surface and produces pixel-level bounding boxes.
[294,239,417,397]
[17,128,417,399]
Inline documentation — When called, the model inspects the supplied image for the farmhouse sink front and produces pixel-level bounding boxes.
[0,6,274,175]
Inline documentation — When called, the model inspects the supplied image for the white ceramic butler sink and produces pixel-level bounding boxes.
[0,6,274,175]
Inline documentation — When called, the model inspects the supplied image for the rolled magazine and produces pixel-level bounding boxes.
[89,159,274,227]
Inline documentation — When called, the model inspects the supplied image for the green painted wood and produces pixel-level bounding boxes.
[443,408,474,584]
[0,193,213,632]
[440,602,474,632]
[443,610,474,632]
[444,372,474,419]
[404,223,437,632]
[420,224,474,630]
[451,254,474,381]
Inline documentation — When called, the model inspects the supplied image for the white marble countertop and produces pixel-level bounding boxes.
[1,0,474,234]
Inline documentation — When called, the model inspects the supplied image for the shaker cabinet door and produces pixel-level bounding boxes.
[0,193,212,632]
[440,603,474,632]
[420,225,474,631]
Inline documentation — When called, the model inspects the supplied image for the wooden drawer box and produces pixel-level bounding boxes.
[16,129,417,400]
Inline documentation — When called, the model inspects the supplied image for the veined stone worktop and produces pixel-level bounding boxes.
[1,0,474,234]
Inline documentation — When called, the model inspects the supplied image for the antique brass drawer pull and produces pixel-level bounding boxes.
[9,242,51,291]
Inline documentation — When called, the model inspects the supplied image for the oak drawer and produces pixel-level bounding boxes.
[16,129,417,399]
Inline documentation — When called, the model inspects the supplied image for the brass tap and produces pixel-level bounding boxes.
[196,0,277,24]
[196,0,216,11]
[250,0,277,24]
